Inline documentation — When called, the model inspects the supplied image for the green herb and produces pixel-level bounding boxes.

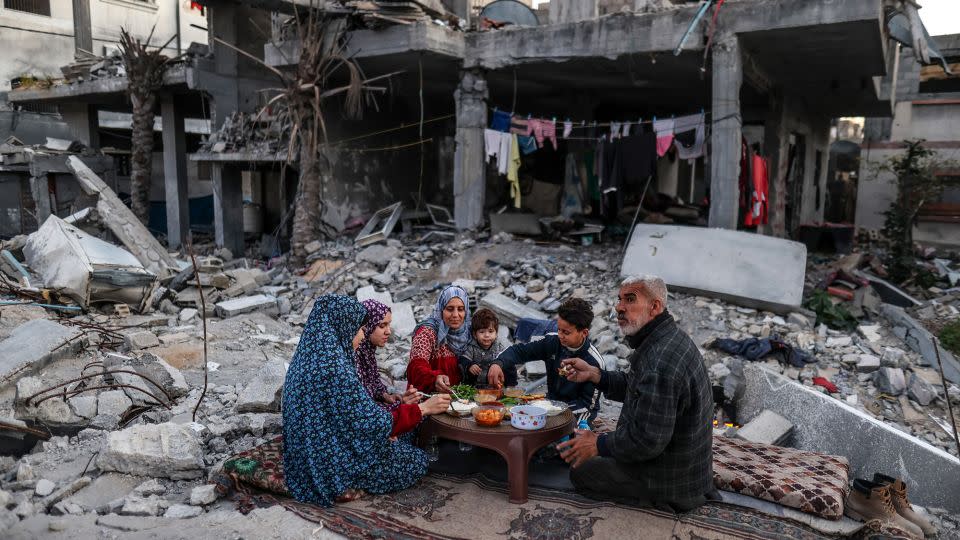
[499,397,522,407]
[450,384,477,401]
[804,290,858,331]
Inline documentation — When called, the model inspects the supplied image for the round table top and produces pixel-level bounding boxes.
[428,409,574,436]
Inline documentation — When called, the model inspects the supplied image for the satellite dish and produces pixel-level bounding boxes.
[480,0,540,27]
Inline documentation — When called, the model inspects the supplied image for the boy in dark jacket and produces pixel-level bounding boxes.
[489,298,603,421]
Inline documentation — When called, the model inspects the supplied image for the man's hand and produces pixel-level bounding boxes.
[382,392,400,405]
[400,387,419,405]
[561,358,602,385]
[487,364,505,388]
[418,394,451,416]
[469,364,482,376]
[557,429,599,468]
[435,375,452,393]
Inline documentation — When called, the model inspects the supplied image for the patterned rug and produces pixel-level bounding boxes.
[213,436,839,540]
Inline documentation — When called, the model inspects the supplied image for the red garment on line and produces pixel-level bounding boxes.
[744,154,769,227]
[406,326,462,393]
[390,403,422,438]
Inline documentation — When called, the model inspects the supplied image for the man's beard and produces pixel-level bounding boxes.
[618,317,643,337]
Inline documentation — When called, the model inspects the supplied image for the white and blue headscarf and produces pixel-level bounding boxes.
[415,285,472,355]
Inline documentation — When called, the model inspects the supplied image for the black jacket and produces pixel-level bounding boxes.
[497,334,603,416]
[596,311,714,507]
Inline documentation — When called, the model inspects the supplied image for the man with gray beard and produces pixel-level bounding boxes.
[557,275,716,511]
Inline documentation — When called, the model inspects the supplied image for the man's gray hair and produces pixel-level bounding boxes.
[621,274,668,306]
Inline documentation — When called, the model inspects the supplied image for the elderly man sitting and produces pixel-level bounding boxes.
[557,275,717,512]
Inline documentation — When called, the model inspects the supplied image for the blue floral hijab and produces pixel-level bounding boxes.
[282,294,427,506]
[415,285,472,355]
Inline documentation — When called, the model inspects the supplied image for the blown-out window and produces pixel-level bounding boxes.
[3,0,51,16]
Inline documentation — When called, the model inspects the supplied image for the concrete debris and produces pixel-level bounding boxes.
[164,504,203,519]
[124,330,160,351]
[235,359,286,413]
[355,244,401,267]
[907,373,938,406]
[120,495,167,517]
[874,367,907,396]
[97,423,205,479]
[189,484,217,506]
[0,319,85,386]
[215,294,280,318]
[34,479,55,497]
[735,410,794,446]
[479,291,548,329]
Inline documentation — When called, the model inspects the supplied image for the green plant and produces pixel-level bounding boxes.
[941,320,960,356]
[805,290,858,331]
[876,140,952,283]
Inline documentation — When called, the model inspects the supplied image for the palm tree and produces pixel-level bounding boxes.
[214,11,397,266]
[119,28,180,225]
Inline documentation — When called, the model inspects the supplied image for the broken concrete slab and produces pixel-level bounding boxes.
[907,373,937,406]
[189,484,217,506]
[124,331,160,351]
[235,359,285,413]
[735,410,794,445]
[355,285,393,305]
[621,224,807,312]
[479,291,548,329]
[165,503,202,519]
[214,295,279,318]
[97,422,204,480]
[0,319,85,387]
[390,301,417,338]
[738,364,960,513]
[355,244,401,267]
[66,156,177,278]
[881,304,960,384]
[874,367,906,396]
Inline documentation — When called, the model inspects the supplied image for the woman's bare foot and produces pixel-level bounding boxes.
[335,489,365,503]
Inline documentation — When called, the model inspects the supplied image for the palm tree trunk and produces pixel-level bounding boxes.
[290,127,322,267]
[129,91,156,224]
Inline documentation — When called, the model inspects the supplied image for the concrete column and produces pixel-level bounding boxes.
[160,95,190,249]
[208,4,240,130]
[212,163,244,255]
[762,90,789,237]
[708,36,743,230]
[60,104,99,148]
[453,69,488,230]
[72,0,93,53]
[29,175,51,225]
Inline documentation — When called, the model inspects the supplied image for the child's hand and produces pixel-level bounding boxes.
[469,364,482,376]
[382,392,400,404]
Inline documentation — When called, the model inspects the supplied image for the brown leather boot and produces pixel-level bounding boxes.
[873,474,938,537]
[845,479,924,539]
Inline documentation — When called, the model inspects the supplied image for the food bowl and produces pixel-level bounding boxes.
[503,386,524,398]
[510,406,547,431]
[448,400,477,417]
[475,386,503,403]
[472,404,506,426]
[526,399,567,417]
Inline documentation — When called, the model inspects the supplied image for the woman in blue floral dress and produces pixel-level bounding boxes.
[282,294,449,506]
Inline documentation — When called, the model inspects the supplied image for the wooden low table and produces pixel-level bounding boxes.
[419,409,575,504]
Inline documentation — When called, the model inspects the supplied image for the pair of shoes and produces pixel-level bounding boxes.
[844,476,937,539]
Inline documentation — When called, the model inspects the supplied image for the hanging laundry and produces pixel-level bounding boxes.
[563,120,573,139]
[561,154,584,218]
[622,122,632,137]
[534,119,557,150]
[484,129,501,163]
[518,135,538,155]
[491,110,512,133]
[609,121,622,139]
[673,112,706,160]
[510,117,532,136]
[744,152,769,226]
[739,138,754,224]
[507,134,522,208]
[484,129,513,176]
[653,118,675,157]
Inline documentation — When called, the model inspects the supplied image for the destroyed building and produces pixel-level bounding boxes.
[1,0,960,538]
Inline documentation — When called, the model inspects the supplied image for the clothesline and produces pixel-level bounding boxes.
[487,107,713,130]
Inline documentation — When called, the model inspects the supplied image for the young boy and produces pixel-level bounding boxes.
[491,298,602,421]
[458,308,505,386]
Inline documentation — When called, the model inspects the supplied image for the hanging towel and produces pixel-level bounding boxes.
[673,112,706,160]
[563,120,573,139]
[491,110,512,132]
[539,119,558,150]
[561,153,584,218]
[653,118,675,157]
[507,134,522,208]
[497,131,512,175]
[518,135,538,155]
[609,121,622,139]
[622,122,632,137]
[484,129,501,163]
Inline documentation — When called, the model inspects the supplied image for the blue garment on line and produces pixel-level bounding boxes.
[491,110,512,132]
[282,294,427,507]
[518,135,538,155]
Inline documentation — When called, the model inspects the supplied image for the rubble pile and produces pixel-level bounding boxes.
[2,223,960,535]
[199,111,290,156]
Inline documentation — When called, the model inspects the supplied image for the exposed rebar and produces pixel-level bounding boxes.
[24,369,173,406]
[933,338,960,457]
[32,384,170,410]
